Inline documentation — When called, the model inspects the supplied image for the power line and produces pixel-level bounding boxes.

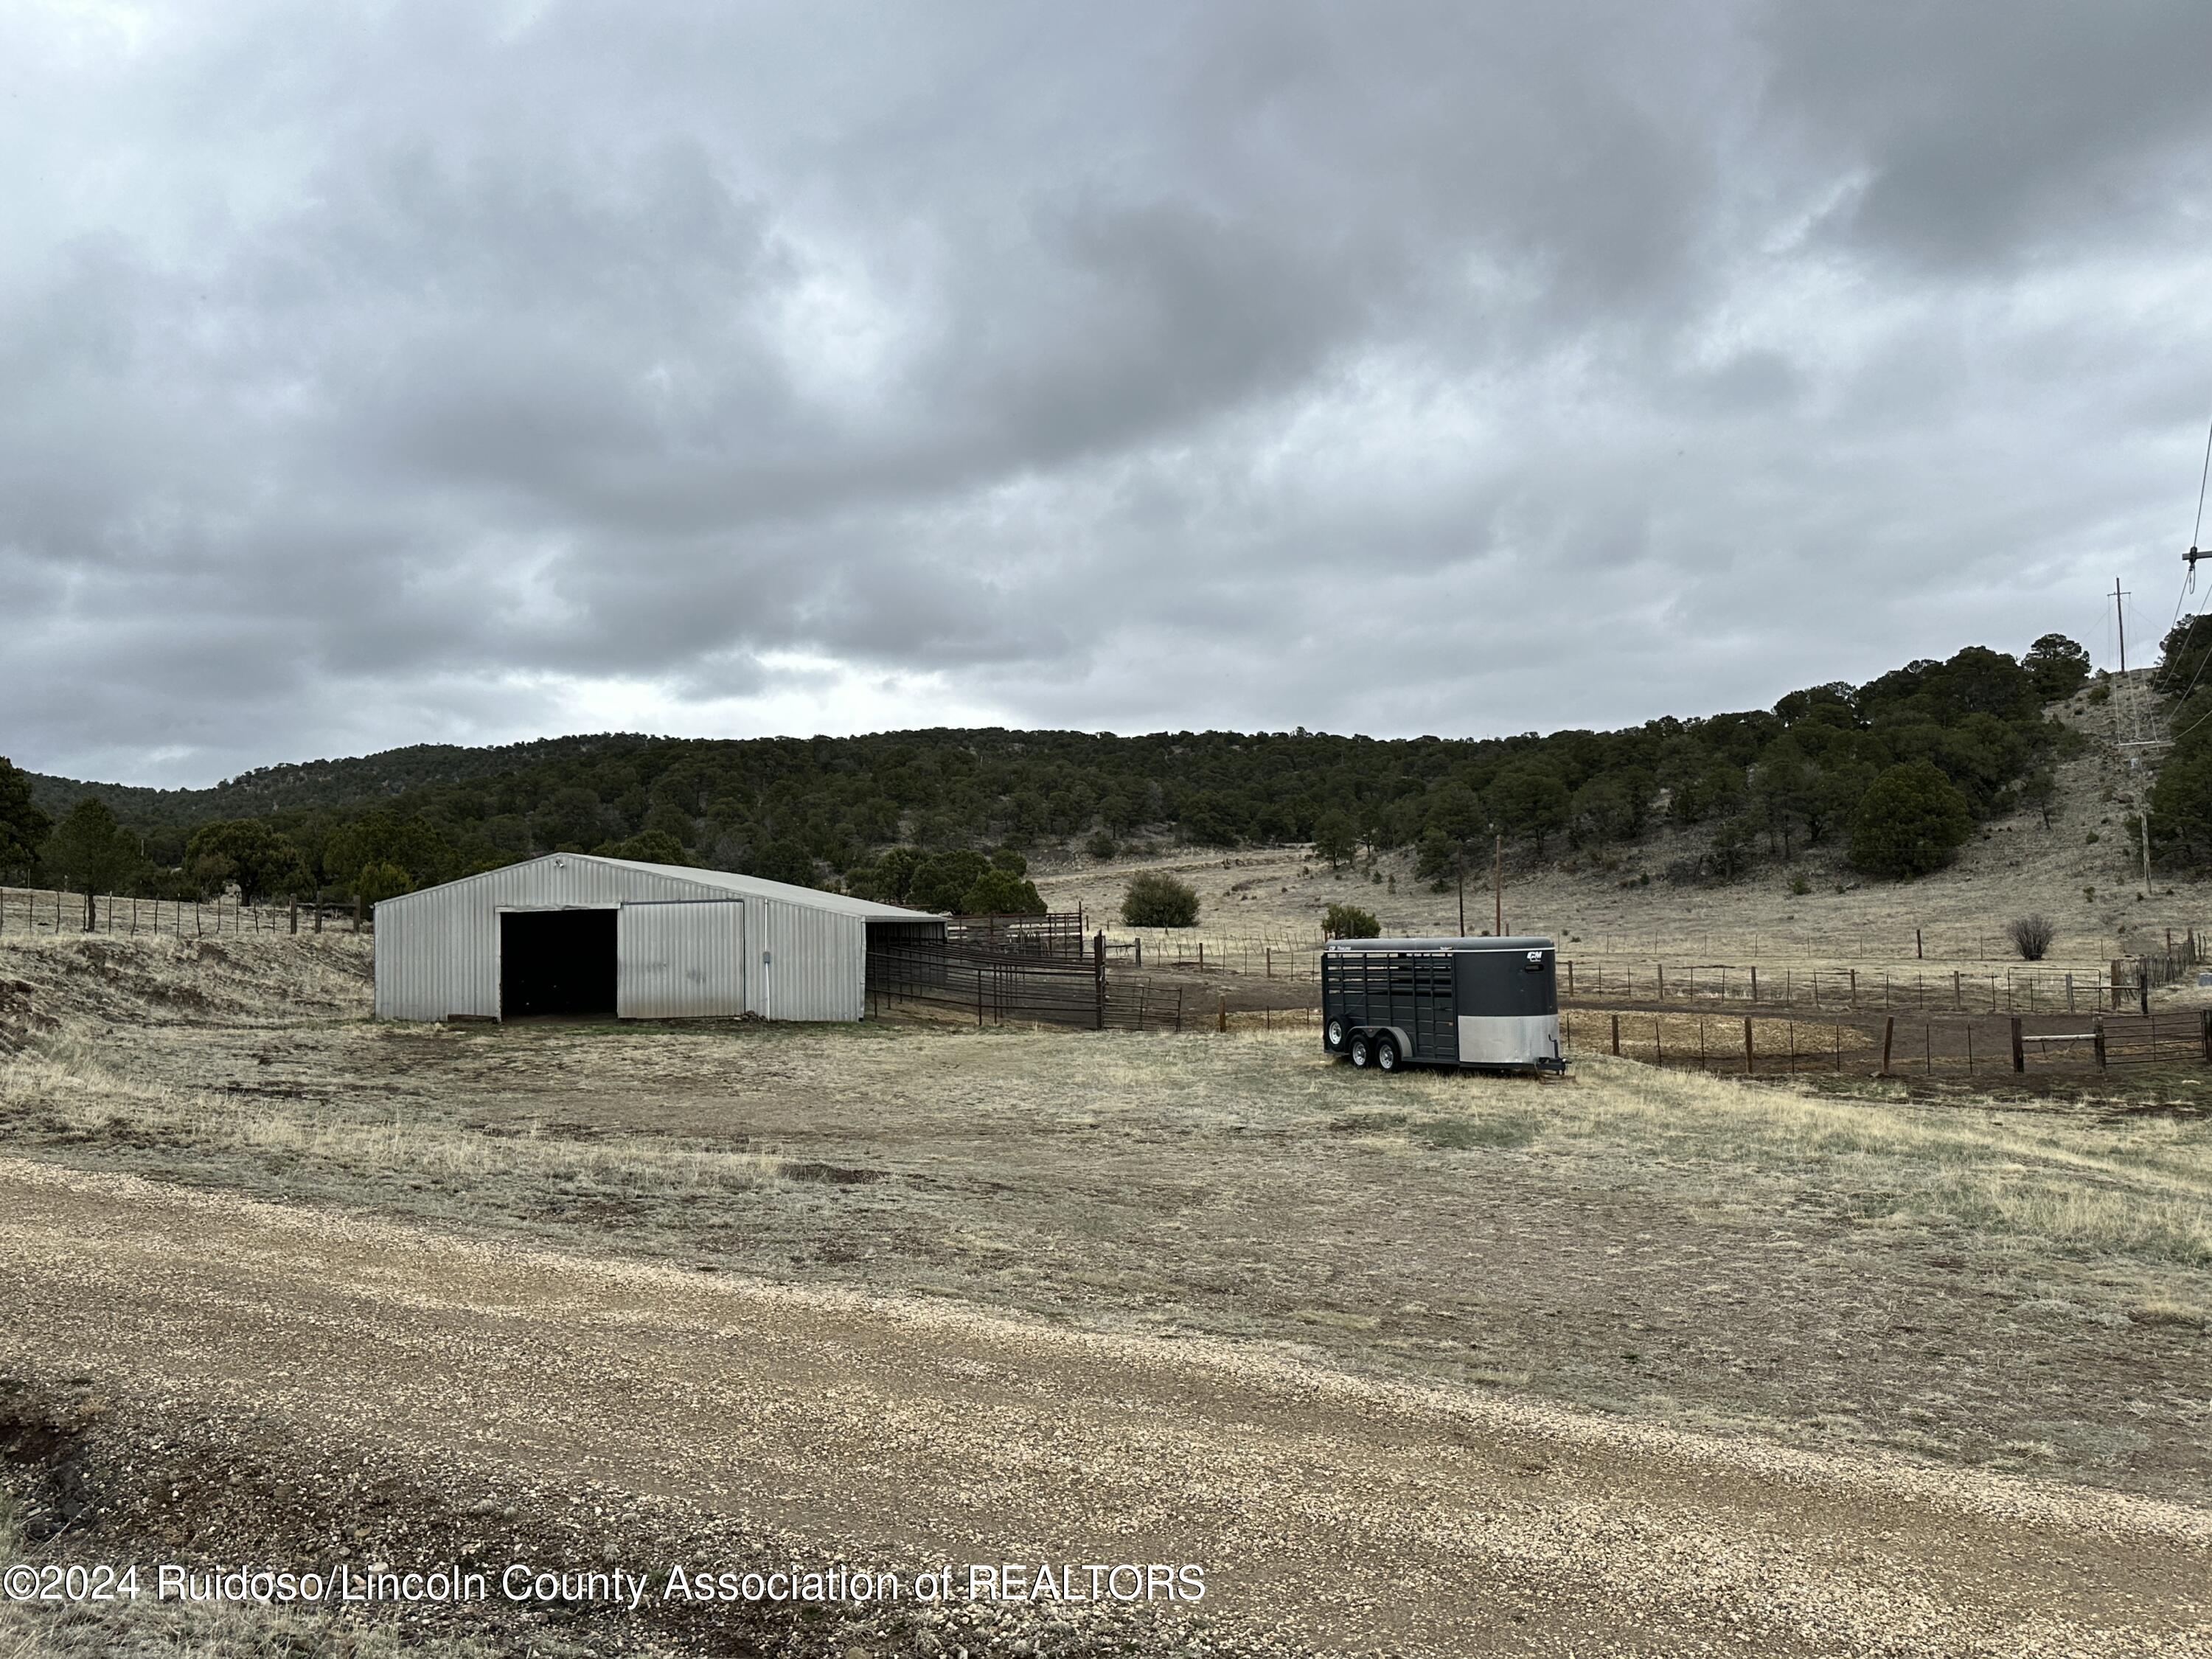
[2152,411,2212,692]
[2192,411,2212,549]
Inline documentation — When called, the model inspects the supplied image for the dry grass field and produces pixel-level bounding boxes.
[1,906,2209,1651]
[0,845,2203,1659]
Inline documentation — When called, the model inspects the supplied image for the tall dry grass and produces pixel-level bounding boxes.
[1366,1051,2212,1267]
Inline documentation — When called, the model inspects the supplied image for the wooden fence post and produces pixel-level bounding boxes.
[1657,963,1666,1000]
[1915,927,1923,959]
[289,899,299,936]
[2200,1009,2212,1065]
[1749,965,1758,1002]
[1610,1013,1621,1056]
[1879,1015,1895,1075]
[1743,1016,1755,1074]
[2010,1016,2025,1074]
[2093,1018,2107,1071]
[1093,931,1106,1032]
[353,897,363,933]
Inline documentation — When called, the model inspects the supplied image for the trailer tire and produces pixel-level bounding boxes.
[1325,1016,1346,1051]
[1348,1033,1374,1069]
[1375,1033,1401,1072]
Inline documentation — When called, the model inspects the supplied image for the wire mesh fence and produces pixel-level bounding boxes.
[1566,1006,2212,1077]
[0,886,367,938]
[1557,960,2144,1015]
[865,941,1189,1031]
[943,912,1088,957]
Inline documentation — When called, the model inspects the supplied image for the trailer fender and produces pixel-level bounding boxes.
[1355,1026,1414,1068]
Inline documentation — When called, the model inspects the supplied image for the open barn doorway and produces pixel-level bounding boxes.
[500,908,616,1018]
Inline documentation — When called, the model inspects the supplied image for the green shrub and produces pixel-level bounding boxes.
[355,860,413,904]
[1121,871,1200,927]
[1085,830,1119,860]
[594,830,692,866]
[1848,762,1974,877]
[961,867,1046,915]
[906,850,992,912]
[1323,902,1380,939]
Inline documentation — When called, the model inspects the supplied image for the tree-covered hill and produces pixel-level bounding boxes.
[3,634,2097,906]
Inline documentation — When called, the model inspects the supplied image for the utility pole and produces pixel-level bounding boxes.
[2113,577,2132,751]
[1492,830,1503,936]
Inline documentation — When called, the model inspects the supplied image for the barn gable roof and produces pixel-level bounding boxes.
[375,853,941,923]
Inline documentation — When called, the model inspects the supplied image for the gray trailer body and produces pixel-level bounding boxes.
[1321,936,1564,1074]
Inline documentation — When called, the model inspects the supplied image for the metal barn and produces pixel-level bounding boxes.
[1321,936,1565,1074]
[371,855,942,1023]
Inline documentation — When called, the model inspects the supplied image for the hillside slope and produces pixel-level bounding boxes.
[1040,671,2209,970]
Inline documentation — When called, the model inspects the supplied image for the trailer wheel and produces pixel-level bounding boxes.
[1348,1033,1374,1068]
[1325,1016,1346,1051]
[1375,1033,1401,1072]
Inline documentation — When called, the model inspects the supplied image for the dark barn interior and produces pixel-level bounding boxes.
[500,908,617,1018]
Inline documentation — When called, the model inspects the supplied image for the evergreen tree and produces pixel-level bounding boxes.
[183,819,312,902]
[42,799,142,895]
[1121,871,1200,927]
[961,867,1046,914]
[2023,633,2092,702]
[1848,762,1974,877]
[0,757,51,878]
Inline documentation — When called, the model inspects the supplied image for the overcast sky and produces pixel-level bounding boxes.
[8,1,2212,787]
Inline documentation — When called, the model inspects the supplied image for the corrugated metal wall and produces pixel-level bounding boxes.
[375,856,819,1021]
[749,898,867,1021]
[616,900,748,1019]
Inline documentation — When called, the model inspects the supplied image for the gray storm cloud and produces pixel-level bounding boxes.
[4,0,2212,785]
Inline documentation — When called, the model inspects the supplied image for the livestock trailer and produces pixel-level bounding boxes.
[1321,936,1565,1074]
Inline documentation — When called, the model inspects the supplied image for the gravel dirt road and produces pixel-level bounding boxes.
[1,1155,2205,1658]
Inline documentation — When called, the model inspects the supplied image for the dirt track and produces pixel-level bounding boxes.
[0,1158,2205,1656]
